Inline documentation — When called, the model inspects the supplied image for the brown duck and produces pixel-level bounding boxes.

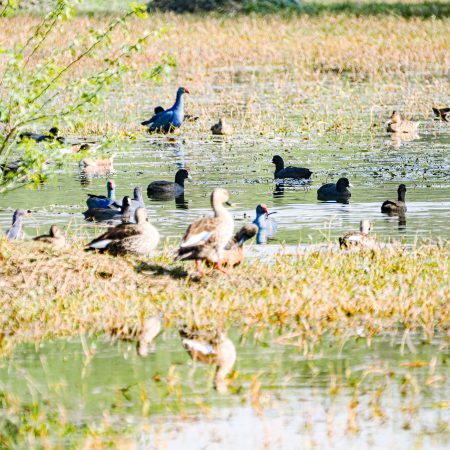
[33,225,66,249]
[387,111,419,133]
[211,118,233,136]
[221,224,258,267]
[339,220,376,249]
[86,207,159,255]
[175,188,235,274]
[381,184,407,214]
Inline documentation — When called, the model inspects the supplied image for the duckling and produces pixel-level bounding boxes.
[339,220,376,249]
[221,224,258,267]
[432,107,450,122]
[179,326,236,393]
[381,184,407,214]
[387,111,419,133]
[317,177,352,202]
[86,207,159,256]
[175,188,235,274]
[33,225,66,249]
[147,169,191,199]
[4,209,32,240]
[272,155,312,180]
[211,118,233,136]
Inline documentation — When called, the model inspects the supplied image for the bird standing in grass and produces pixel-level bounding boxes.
[141,87,190,133]
[221,224,258,267]
[86,207,159,256]
[339,220,376,249]
[33,225,66,249]
[175,188,235,274]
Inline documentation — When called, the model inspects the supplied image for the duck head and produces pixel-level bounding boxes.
[134,207,148,224]
[211,188,235,209]
[49,127,59,137]
[390,111,402,124]
[360,219,372,234]
[255,203,268,217]
[49,224,63,238]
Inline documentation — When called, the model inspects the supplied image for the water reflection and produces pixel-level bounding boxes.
[390,132,419,149]
[175,194,189,209]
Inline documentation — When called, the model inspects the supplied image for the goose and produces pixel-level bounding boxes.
[339,220,376,249]
[179,326,236,393]
[33,225,66,249]
[317,177,352,202]
[141,86,190,133]
[86,207,159,256]
[381,184,407,214]
[387,111,419,133]
[272,155,312,180]
[175,188,235,274]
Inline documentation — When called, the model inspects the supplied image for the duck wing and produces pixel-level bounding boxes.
[87,223,140,249]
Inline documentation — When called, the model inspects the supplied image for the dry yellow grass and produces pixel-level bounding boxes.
[0,240,448,354]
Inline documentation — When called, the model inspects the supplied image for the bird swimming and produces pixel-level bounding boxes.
[272,155,312,180]
[317,177,352,202]
[387,111,419,133]
[147,169,191,199]
[381,184,407,214]
[86,180,119,209]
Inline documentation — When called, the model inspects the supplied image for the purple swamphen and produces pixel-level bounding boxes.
[141,87,190,133]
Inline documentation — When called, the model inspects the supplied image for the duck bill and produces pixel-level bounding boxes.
[184,87,190,94]
[226,201,236,208]
[187,175,193,182]
[349,183,354,188]
[267,212,277,216]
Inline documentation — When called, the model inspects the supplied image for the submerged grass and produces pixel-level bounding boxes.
[0,240,448,354]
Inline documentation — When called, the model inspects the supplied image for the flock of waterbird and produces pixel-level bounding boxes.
[2,88,448,386]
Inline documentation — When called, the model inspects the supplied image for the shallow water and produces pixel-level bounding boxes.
[0,333,448,449]
[1,79,450,246]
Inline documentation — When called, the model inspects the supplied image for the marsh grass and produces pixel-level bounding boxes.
[0,239,448,354]
[1,13,448,135]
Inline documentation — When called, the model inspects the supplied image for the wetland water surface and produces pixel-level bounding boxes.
[1,82,449,247]
[1,334,448,449]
